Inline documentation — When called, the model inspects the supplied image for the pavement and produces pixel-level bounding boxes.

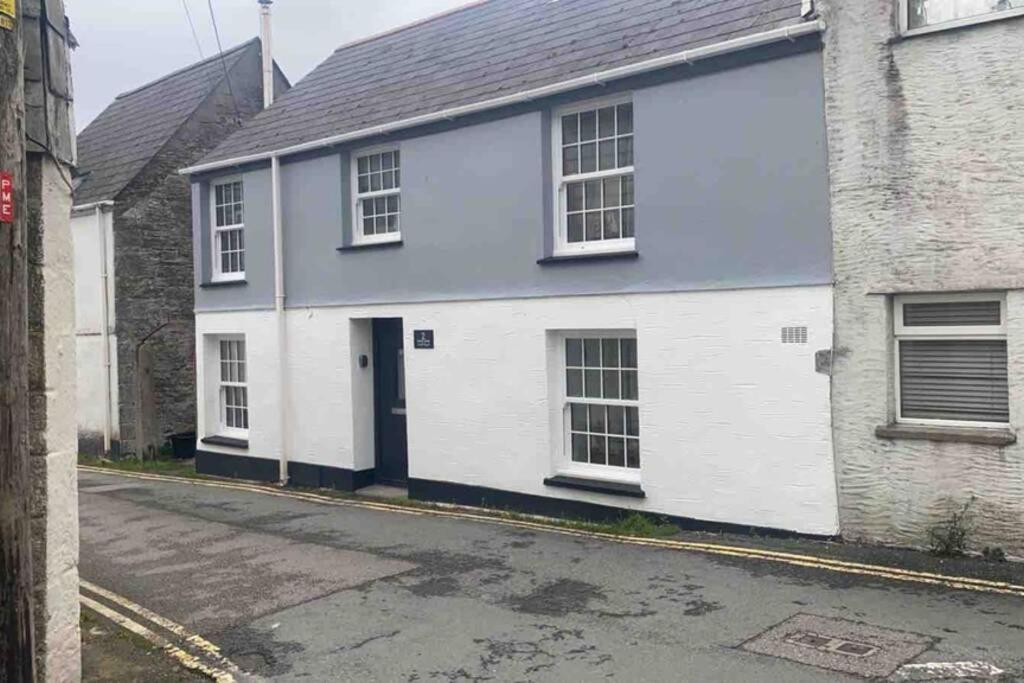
[78,468,1024,682]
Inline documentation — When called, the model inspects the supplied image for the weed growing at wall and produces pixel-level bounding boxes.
[928,497,975,557]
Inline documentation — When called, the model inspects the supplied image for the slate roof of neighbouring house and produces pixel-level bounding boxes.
[196,0,809,167]
[73,39,261,205]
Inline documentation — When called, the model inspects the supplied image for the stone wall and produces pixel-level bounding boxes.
[114,46,285,456]
[818,1,1024,555]
[27,154,80,682]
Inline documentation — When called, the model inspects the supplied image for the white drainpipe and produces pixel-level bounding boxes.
[271,155,288,483]
[96,205,113,456]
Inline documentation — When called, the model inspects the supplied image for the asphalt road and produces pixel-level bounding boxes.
[78,470,1024,682]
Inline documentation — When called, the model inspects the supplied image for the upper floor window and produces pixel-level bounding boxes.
[352,148,401,245]
[902,0,1024,34]
[554,97,635,255]
[212,178,245,281]
[894,293,1008,426]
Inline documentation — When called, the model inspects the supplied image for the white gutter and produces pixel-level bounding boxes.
[179,20,825,176]
[71,200,115,214]
[271,156,288,484]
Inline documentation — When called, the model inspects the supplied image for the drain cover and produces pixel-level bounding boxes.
[741,614,934,678]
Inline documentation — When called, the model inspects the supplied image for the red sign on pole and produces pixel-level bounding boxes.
[0,171,13,223]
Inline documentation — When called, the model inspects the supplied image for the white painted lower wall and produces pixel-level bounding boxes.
[196,285,839,535]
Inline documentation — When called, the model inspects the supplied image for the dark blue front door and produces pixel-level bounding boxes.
[373,318,408,485]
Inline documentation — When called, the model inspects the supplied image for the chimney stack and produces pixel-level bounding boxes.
[258,0,274,108]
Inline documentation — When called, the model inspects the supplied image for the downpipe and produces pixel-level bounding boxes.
[271,155,288,484]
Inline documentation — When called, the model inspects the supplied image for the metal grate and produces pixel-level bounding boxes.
[786,631,878,658]
[781,326,808,344]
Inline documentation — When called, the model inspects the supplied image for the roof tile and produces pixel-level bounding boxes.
[197,0,806,166]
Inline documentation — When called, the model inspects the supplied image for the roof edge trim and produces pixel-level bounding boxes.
[180,19,825,176]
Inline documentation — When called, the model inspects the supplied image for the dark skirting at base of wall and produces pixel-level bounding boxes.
[196,450,279,482]
[287,460,375,491]
[195,450,374,492]
[408,478,835,541]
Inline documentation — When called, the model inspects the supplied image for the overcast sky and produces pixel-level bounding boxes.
[66,0,475,131]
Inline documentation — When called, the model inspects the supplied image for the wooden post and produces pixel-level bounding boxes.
[0,3,37,680]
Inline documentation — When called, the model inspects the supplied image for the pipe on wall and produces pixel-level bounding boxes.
[271,155,288,483]
[96,205,113,456]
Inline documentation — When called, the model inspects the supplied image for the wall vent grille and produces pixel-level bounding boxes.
[781,326,808,344]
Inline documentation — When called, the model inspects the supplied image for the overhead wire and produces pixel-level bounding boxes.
[206,0,243,124]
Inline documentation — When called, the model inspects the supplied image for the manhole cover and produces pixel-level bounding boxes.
[741,614,934,679]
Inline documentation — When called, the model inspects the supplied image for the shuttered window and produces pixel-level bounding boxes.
[895,295,1008,425]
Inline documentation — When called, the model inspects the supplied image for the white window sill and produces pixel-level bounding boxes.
[900,6,1024,38]
[210,274,246,284]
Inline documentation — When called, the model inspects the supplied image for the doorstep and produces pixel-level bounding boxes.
[357,484,409,500]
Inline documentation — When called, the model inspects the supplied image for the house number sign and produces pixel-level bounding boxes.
[413,330,434,349]
[0,172,13,223]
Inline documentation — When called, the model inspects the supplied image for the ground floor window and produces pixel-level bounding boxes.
[218,338,249,436]
[894,293,1008,426]
[563,334,639,470]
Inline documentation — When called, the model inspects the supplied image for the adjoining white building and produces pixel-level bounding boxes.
[819,0,1024,556]
[183,0,841,537]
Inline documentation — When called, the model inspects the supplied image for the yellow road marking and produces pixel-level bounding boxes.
[78,465,1024,598]
[80,594,236,682]
[81,580,235,668]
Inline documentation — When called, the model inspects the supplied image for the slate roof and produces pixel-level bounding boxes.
[197,0,808,167]
[74,39,260,205]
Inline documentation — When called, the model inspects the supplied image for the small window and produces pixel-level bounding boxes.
[211,178,245,282]
[218,338,249,436]
[554,98,635,255]
[902,0,1024,34]
[353,148,401,245]
[563,334,640,472]
[894,294,1008,426]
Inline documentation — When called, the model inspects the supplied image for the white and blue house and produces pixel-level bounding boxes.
[182,0,840,537]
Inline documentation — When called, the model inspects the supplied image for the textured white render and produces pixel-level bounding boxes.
[70,208,119,444]
[36,160,82,681]
[818,1,1024,554]
[196,285,838,535]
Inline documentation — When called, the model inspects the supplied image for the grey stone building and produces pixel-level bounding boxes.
[72,39,287,457]
[819,0,1024,556]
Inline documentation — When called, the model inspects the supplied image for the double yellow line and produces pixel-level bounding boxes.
[79,465,1024,598]
[80,579,242,682]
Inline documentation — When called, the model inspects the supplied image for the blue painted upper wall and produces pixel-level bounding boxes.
[194,45,832,312]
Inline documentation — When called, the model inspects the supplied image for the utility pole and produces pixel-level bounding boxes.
[0,0,37,679]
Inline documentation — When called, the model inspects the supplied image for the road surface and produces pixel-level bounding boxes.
[78,469,1024,682]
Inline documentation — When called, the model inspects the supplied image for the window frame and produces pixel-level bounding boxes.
[217,336,250,439]
[893,292,1009,429]
[350,144,402,246]
[898,0,1024,37]
[551,94,636,257]
[556,330,641,484]
[210,176,246,283]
